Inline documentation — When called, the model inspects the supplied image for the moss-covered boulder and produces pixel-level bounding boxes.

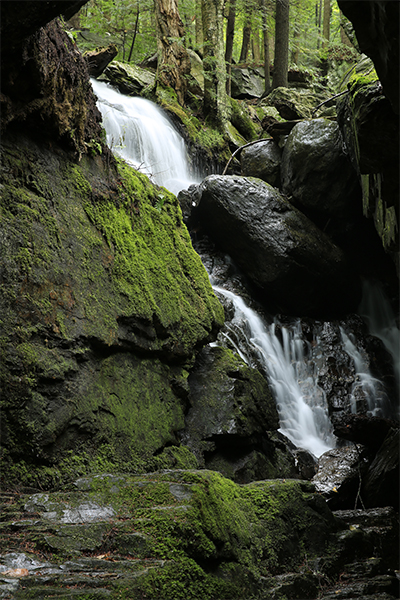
[100,60,156,95]
[0,131,223,472]
[0,470,338,599]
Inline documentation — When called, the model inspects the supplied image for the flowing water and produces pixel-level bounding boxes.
[91,78,199,195]
[91,80,399,454]
[212,286,336,457]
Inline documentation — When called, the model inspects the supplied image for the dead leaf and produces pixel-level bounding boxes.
[2,568,29,577]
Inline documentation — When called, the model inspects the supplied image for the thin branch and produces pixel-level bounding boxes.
[312,90,349,117]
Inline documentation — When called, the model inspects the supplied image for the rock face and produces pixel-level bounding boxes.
[0,132,223,469]
[181,345,300,483]
[281,119,360,219]
[231,66,265,99]
[337,80,399,272]
[194,175,361,317]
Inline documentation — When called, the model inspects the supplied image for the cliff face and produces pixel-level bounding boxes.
[0,130,223,471]
[0,6,223,475]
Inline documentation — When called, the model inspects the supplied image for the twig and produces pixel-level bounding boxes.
[312,90,349,117]
[222,138,272,176]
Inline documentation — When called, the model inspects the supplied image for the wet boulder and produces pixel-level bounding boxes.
[281,119,360,219]
[84,44,118,78]
[240,139,282,186]
[194,174,361,318]
[312,445,371,510]
[261,86,320,120]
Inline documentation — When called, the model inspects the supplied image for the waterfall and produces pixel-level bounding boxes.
[90,79,199,195]
[213,286,336,458]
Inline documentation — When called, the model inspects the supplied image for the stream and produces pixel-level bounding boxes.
[91,78,399,458]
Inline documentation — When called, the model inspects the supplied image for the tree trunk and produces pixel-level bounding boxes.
[239,21,251,63]
[272,0,289,89]
[252,29,261,62]
[322,0,330,47]
[128,10,140,63]
[225,0,236,95]
[154,0,191,106]
[261,0,270,94]
[195,0,203,51]
[202,0,230,127]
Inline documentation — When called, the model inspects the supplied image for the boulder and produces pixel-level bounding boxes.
[84,44,118,78]
[261,86,320,120]
[240,139,281,186]
[187,48,204,94]
[312,445,371,510]
[181,345,308,483]
[331,413,399,450]
[194,175,361,318]
[100,60,155,95]
[281,119,360,219]
[231,66,265,99]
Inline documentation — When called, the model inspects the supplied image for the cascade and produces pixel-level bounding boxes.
[90,78,200,195]
[91,81,399,455]
[212,286,336,458]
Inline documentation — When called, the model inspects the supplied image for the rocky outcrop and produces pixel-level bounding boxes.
[0,471,339,599]
[281,119,360,219]
[0,132,223,472]
[337,80,399,273]
[181,345,303,483]
[193,175,361,318]
[337,0,399,115]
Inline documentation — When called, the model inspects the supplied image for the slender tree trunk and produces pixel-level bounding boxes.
[239,21,251,63]
[317,0,322,48]
[202,0,230,126]
[322,0,330,47]
[154,0,191,106]
[225,0,236,95]
[272,0,289,89]
[261,0,270,93]
[128,10,140,62]
[252,29,261,62]
[195,0,203,51]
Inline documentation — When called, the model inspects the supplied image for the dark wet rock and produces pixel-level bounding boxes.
[100,60,155,95]
[240,140,282,186]
[337,0,399,114]
[268,572,321,599]
[337,80,399,271]
[181,345,286,482]
[194,174,361,318]
[312,445,371,510]
[363,428,399,509]
[331,413,398,449]
[281,119,360,220]
[85,44,118,78]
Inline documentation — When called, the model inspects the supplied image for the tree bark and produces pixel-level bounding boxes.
[261,0,271,93]
[202,0,230,126]
[225,0,236,95]
[195,0,203,51]
[272,0,289,89]
[322,0,330,47]
[239,21,251,63]
[154,0,191,106]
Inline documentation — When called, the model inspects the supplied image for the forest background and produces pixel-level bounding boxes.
[68,0,359,122]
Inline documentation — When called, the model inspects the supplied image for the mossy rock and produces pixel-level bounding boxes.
[0,470,337,599]
[0,132,223,468]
